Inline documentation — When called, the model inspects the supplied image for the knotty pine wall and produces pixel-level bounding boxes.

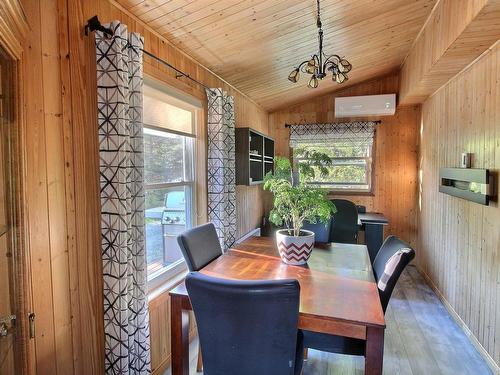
[418,43,500,369]
[269,73,420,248]
[21,0,268,373]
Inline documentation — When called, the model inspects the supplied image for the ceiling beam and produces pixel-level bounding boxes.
[399,0,500,105]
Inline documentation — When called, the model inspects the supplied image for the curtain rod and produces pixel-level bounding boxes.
[285,120,382,128]
[84,16,216,96]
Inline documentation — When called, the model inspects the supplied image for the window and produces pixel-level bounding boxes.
[289,122,376,194]
[143,81,200,289]
[293,142,374,193]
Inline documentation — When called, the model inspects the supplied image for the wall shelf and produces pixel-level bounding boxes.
[236,128,274,185]
[439,168,493,205]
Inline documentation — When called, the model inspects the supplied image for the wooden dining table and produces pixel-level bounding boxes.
[169,236,386,375]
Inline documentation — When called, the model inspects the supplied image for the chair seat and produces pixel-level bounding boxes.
[302,330,365,357]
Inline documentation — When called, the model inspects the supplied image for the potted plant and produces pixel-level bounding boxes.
[264,156,336,265]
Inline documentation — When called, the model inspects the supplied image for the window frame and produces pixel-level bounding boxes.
[142,84,200,292]
[292,133,376,195]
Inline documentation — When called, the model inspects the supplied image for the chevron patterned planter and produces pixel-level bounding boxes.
[276,229,315,265]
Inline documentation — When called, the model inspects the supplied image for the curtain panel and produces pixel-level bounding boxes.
[96,22,151,375]
[206,88,237,250]
[289,122,377,148]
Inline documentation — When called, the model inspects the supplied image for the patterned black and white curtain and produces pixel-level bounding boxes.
[289,122,377,148]
[206,88,237,250]
[96,22,151,374]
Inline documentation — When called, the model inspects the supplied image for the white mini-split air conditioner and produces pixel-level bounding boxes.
[334,94,396,117]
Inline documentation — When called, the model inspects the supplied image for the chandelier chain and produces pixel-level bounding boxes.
[317,0,322,28]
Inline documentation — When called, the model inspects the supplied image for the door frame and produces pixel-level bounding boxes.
[0,2,33,374]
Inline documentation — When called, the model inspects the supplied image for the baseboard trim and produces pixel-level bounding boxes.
[236,227,261,243]
[417,267,500,375]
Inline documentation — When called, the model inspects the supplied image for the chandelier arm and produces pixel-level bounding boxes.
[323,54,341,66]
[297,59,311,73]
[313,54,320,66]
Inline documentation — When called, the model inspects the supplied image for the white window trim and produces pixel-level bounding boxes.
[148,266,188,303]
[144,130,196,290]
[143,79,200,294]
[147,258,188,294]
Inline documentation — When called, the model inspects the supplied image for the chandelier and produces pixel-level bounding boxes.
[288,0,352,88]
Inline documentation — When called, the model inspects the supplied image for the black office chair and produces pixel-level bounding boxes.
[177,223,223,372]
[302,235,415,356]
[186,272,304,375]
[177,222,222,272]
[329,199,359,244]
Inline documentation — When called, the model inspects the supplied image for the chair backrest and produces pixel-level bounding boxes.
[302,219,331,243]
[329,199,359,244]
[186,272,301,375]
[373,235,415,312]
[176,223,222,271]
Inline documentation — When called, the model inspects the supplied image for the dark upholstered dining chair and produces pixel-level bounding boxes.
[302,219,331,243]
[302,235,415,357]
[176,222,223,372]
[329,199,359,244]
[176,222,222,272]
[186,272,304,375]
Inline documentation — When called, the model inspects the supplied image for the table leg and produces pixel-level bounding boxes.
[365,223,384,263]
[171,294,190,375]
[365,326,384,375]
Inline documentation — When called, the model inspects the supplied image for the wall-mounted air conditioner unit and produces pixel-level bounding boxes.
[334,94,396,117]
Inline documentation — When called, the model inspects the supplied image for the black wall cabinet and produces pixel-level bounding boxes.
[235,128,274,185]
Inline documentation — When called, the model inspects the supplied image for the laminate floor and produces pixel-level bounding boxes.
[164,266,494,375]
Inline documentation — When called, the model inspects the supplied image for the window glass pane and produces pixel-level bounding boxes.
[310,164,367,184]
[296,143,369,158]
[143,85,194,134]
[144,128,194,184]
[294,143,372,192]
[145,186,192,276]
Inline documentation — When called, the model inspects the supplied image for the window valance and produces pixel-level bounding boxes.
[288,122,377,148]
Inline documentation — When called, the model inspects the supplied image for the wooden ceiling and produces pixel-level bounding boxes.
[117,0,437,110]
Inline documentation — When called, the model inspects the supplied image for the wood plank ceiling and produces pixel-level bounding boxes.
[117,0,437,110]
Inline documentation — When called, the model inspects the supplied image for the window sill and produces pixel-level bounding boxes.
[148,269,188,303]
[328,191,375,197]
[147,261,188,302]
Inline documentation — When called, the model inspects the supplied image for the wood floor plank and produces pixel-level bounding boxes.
[383,306,413,375]
[403,267,493,375]
[164,266,494,375]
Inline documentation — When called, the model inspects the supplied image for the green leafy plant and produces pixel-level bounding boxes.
[294,147,333,182]
[264,156,336,237]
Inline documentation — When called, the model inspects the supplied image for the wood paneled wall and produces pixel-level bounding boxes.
[20,0,88,372]
[268,73,420,248]
[19,0,498,374]
[20,0,269,373]
[418,42,500,370]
